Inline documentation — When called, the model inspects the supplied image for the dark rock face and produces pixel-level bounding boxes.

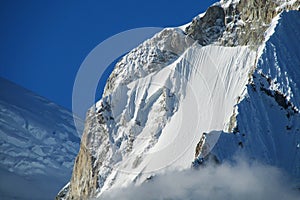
[185,0,300,47]
[226,0,278,46]
[57,106,112,200]
[185,6,226,45]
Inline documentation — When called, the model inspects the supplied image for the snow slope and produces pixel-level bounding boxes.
[99,44,255,194]
[62,26,256,198]
[210,10,300,184]
[0,77,83,199]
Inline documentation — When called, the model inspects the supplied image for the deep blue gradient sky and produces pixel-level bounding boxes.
[0,0,218,113]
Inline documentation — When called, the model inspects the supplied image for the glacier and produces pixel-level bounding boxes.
[0,77,83,200]
[58,0,300,199]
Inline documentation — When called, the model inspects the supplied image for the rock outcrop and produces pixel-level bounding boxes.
[185,0,300,47]
[185,5,226,45]
[58,106,112,199]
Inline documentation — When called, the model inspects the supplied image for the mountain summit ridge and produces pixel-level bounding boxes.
[186,0,299,47]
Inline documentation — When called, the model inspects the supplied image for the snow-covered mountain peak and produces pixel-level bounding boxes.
[57,1,300,199]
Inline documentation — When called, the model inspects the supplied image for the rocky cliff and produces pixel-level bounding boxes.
[186,0,300,47]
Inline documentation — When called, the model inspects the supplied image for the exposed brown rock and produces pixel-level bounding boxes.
[186,0,300,47]
[186,6,225,45]
[57,106,112,200]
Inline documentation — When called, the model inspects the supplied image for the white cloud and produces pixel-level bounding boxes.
[101,157,299,200]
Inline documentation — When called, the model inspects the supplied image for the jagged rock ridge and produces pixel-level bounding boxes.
[186,0,300,47]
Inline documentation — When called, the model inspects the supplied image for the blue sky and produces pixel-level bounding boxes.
[0,0,217,113]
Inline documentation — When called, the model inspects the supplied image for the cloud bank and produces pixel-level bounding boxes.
[101,158,299,200]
